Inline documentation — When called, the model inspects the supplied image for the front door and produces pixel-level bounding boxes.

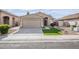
[43,17,48,26]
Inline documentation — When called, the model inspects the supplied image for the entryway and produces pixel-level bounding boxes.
[43,17,48,26]
[3,16,9,24]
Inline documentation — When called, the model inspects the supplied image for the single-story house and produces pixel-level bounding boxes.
[0,10,20,27]
[0,10,53,28]
[21,12,53,28]
[59,13,79,27]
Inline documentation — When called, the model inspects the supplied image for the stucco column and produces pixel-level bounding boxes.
[20,18,23,27]
[1,17,3,24]
[9,17,13,26]
[41,19,43,27]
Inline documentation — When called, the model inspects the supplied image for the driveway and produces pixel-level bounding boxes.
[1,28,43,40]
[16,28,43,34]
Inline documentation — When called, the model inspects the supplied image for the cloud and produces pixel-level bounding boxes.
[3,9,79,19]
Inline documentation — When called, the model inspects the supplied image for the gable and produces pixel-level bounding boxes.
[21,12,53,20]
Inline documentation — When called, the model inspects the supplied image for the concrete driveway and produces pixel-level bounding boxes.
[16,28,43,34]
[1,28,43,40]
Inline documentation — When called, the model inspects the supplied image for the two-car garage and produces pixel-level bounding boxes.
[22,19,41,28]
[21,15,42,28]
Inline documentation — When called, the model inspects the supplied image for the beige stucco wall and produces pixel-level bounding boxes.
[58,21,64,26]
[48,17,53,26]
[0,11,20,26]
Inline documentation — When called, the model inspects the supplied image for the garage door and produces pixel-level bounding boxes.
[23,19,41,28]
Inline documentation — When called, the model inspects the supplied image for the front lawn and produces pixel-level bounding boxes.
[42,27,62,35]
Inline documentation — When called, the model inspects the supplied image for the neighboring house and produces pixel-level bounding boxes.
[59,13,79,27]
[21,12,53,28]
[0,10,20,27]
[57,20,64,27]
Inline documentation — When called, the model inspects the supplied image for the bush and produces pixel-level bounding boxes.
[73,25,76,27]
[0,24,10,34]
[50,22,58,27]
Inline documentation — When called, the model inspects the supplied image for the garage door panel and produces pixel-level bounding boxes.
[23,20,41,28]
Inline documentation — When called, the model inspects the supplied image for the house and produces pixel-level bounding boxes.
[0,10,20,27]
[60,13,79,27]
[21,12,53,28]
[0,10,53,28]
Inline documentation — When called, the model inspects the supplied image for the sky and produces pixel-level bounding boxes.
[4,9,79,19]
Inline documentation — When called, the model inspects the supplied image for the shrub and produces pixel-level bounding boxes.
[50,22,58,27]
[73,25,76,27]
[0,24,10,34]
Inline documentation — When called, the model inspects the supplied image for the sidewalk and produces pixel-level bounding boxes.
[1,34,79,41]
[43,35,79,40]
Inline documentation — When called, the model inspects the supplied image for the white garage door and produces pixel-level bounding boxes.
[23,19,41,28]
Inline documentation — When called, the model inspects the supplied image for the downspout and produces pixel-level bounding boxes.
[0,10,1,24]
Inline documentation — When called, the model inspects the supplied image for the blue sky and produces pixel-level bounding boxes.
[4,9,79,19]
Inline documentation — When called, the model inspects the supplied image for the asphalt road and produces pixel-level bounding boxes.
[0,41,79,49]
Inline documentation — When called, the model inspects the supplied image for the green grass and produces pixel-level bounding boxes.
[42,27,62,35]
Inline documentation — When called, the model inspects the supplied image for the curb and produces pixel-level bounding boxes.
[0,39,79,43]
